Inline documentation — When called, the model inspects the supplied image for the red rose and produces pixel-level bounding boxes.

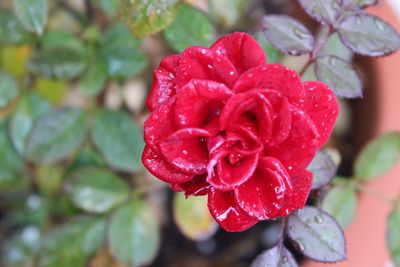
[143,32,338,232]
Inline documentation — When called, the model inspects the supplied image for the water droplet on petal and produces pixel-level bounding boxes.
[314,215,323,224]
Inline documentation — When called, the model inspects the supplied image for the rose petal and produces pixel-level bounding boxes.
[211,32,267,74]
[160,54,180,72]
[267,106,319,176]
[144,97,177,153]
[207,146,260,191]
[146,54,180,111]
[160,128,211,175]
[175,47,238,88]
[175,79,233,128]
[171,175,210,196]
[259,90,292,146]
[219,91,273,142]
[234,157,293,220]
[275,170,312,217]
[302,81,339,147]
[208,187,258,232]
[233,64,305,105]
[142,146,192,184]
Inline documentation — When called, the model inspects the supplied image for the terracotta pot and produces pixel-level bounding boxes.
[305,1,400,267]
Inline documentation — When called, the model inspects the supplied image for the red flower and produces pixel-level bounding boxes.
[143,32,338,232]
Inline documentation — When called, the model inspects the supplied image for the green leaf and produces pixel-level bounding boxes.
[2,226,41,267]
[36,164,64,196]
[13,0,48,35]
[34,79,67,104]
[308,150,337,190]
[25,108,87,163]
[40,30,84,52]
[315,55,362,98]
[387,208,400,266]
[108,199,160,267]
[262,15,314,56]
[287,206,346,263]
[0,71,19,110]
[120,0,181,37]
[209,0,247,29]
[163,4,214,52]
[65,167,130,213]
[354,132,400,180]
[173,193,217,241]
[94,0,119,17]
[79,59,108,97]
[91,109,144,172]
[251,245,298,267]
[321,185,357,228]
[0,10,30,45]
[0,121,25,190]
[27,47,86,79]
[100,23,148,79]
[9,92,51,156]
[338,14,400,57]
[298,0,341,26]
[38,217,105,267]
[255,32,283,63]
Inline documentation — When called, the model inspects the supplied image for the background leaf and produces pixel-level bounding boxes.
[13,0,48,35]
[287,206,346,263]
[2,226,41,267]
[9,92,51,156]
[38,217,105,267]
[262,15,314,55]
[387,208,400,266]
[209,0,248,29]
[0,71,19,109]
[108,199,160,267]
[164,4,214,52]
[354,132,400,180]
[120,0,181,37]
[255,32,283,63]
[338,14,400,57]
[27,47,86,79]
[251,245,298,267]
[173,193,217,241]
[315,55,362,98]
[308,150,338,190]
[100,23,148,79]
[0,10,30,45]
[25,108,87,163]
[0,121,25,190]
[91,109,144,172]
[65,167,130,213]
[321,184,357,228]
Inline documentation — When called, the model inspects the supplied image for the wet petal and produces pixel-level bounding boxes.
[219,91,273,142]
[208,187,258,232]
[144,98,177,153]
[267,106,319,176]
[234,157,293,220]
[233,64,304,105]
[276,170,312,217]
[175,79,233,128]
[302,81,339,147]
[160,128,211,175]
[211,32,267,74]
[142,146,192,184]
[176,47,238,88]
[258,90,292,146]
[171,175,210,196]
[146,54,180,111]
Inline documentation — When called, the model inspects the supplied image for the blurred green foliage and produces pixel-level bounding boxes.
[0,0,283,266]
